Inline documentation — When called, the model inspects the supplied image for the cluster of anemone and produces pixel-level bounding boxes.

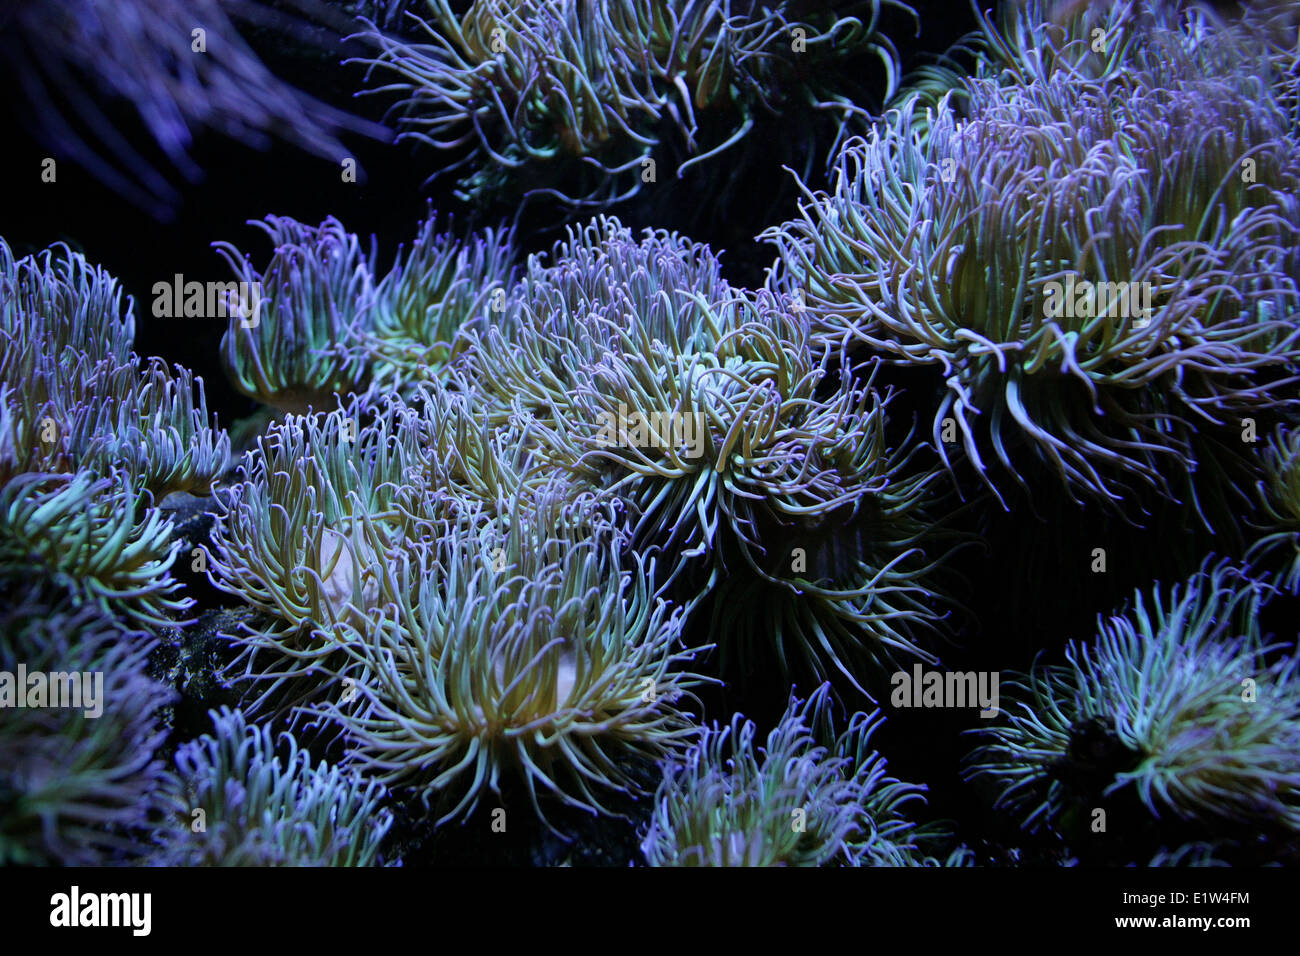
[765,2,1300,520]
[641,684,962,866]
[151,707,393,866]
[0,237,227,623]
[459,217,957,692]
[207,378,707,826]
[214,213,516,415]
[0,237,236,861]
[12,1,1298,870]
[0,0,384,217]
[966,559,1300,861]
[352,0,907,211]
[0,581,175,866]
[1,239,229,496]
[205,370,572,723]
[307,484,705,827]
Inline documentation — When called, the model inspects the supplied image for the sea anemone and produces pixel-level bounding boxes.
[362,213,517,397]
[215,215,377,415]
[966,559,1300,848]
[207,400,421,714]
[0,469,190,628]
[0,239,135,367]
[397,380,546,518]
[641,684,943,866]
[766,25,1300,515]
[310,486,704,829]
[0,581,175,865]
[461,217,738,432]
[66,356,229,498]
[151,706,393,866]
[356,0,659,209]
[0,238,230,494]
[1247,424,1300,594]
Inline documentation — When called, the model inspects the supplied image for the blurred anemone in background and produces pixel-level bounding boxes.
[0,0,386,218]
[0,582,175,865]
[767,3,1300,517]
[152,707,393,866]
[641,684,956,866]
[966,559,1300,859]
[352,0,909,213]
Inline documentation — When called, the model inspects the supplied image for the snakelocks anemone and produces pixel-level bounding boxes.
[354,0,908,212]
[308,485,704,829]
[966,559,1300,856]
[641,684,958,866]
[462,217,958,691]
[766,4,1300,517]
[152,707,393,866]
[0,581,175,865]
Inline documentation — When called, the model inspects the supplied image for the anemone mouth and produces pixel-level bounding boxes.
[1045,716,1144,797]
[316,526,383,629]
[285,484,707,831]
